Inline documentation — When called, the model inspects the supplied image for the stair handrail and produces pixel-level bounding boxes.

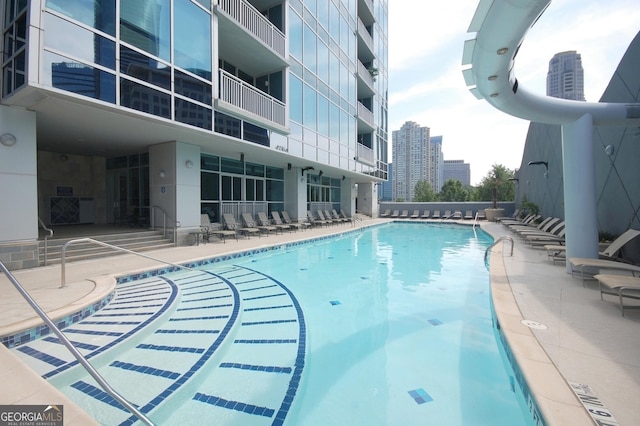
[150,206,181,246]
[38,218,54,266]
[484,236,514,262]
[0,260,155,426]
[60,238,197,288]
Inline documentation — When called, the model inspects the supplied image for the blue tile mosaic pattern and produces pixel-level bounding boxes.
[408,388,433,404]
[193,392,275,418]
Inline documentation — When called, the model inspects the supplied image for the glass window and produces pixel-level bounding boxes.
[303,83,316,130]
[201,154,219,171]
[120,78,171,119]
[174,0,211,78]
[316,0,329,31]
[42,51,116,103]
[175,69,212,104]
[266,179,284,201]
[290,74,303,123]
[243,122,269,147]
[245,162,265,177]
[266,166,284,180]
[201,172,219,200]
[329,102,340,141]
[329,51,339,94]
[329,2,339,42]
[221,157,244,174]
[340,109,349,144]
[46,0,116,35]
[175,98,212,130]
[289,11,303,60]
[120,46,170,89]
[120,0,170,61]
[303,23,316,74]
[340,62,349,101]
[317,39,329,84]
[214,111,241,139]
[318,94,329,136]
[44,13,116,69]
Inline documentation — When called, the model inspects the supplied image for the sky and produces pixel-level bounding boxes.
[387,0,640,185]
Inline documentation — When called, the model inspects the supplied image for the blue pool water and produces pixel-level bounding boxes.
[15,222,534,425]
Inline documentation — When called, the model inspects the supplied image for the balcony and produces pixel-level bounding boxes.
[216,69,287,132]
[358,0,375,26]
[216,0,287,75]
[357,101,375,132]
[356,143,376,167]
[357,18,374,62]
[357,61,375,97]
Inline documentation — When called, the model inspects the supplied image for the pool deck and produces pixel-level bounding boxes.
[1,218,639,425]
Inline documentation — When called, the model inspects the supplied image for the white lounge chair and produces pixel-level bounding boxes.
[593,274,640,316]
[546,229,640,263]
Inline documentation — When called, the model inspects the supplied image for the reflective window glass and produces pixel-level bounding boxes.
[175,98,212,130]
[44,13,115,69]
[120,0,170,61]
[175,0,211,78]
[329,102,339,141]
[120,78,171,119]
[289,11,302,60]
[329,51,339,94]
[120,46,170,90]
[46,0,116,35]
[290,74,303,123]
[42,51,116,103]
[303,23,316,74]
[303,83,316,130]
[317,39,329,84]
[201,172,219,200]
[214,112,241,139]
[243,122,269,147]
[175,70,212,104]
[318,94,329,137]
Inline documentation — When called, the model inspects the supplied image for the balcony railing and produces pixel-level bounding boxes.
[357,61,374,90]
[218,0,286,57]
[357,19,374,55]
[356,143,376,166]
[219,69,286,127]
[357,102,374,129]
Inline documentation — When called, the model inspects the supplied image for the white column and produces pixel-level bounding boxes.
[561,113,599,273]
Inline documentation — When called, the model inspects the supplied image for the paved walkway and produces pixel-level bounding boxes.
[1,219,638,425]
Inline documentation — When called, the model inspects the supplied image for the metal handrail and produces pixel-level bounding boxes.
[484,236,514,261]
[38,218,54,266]
[60,238,195,288]
[150,206,181,246]
[0,260,155,426]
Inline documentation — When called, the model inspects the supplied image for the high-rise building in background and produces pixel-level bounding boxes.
[443,160,471,186]
[546,51,585,101]
[379,163,393,201]
[392,121,430,201]
[1,0,389,267]
[430,136,444,192]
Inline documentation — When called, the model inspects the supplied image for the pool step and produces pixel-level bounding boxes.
[11,265,305,426]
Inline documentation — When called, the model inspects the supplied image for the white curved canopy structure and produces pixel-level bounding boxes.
[462,0,640,271]
[462,0,640,126]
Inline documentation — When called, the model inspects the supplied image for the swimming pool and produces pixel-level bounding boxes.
[14,222,534,425]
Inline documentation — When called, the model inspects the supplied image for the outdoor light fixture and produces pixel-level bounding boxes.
[496,47,508,55]
[0,133,16,146]
[240,153,245,163]
[604,145,615,156]
[301,166,315,176]
[488,75,498,81]
[528,161,548,178]
[158,170,166,178]
[508,178,519,182]
[318,170,323,177]
[342,175,346,181]
[185,160,193,168]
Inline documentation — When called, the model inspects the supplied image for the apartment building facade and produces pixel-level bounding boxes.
[0,0,389,269]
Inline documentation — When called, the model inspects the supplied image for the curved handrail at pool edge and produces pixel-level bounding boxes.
[0,260,155,426]
[485,236,514,262]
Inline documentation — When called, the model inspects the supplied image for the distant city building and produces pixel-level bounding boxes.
[392,121,430,201]
[430,136,444,192]
[443,160,471,186]
[546,51,585,101]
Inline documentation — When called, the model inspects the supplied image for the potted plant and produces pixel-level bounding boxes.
[481,164,514,222]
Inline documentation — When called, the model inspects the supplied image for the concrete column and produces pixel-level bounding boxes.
[284,167,308,222]
[357,182,376,216]
[340,178,356,216]
[561,113,599,273]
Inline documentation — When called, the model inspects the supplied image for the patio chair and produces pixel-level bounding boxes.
[546,229,640,264]
[242,212,275,235]
[410,210,420,219]
[329,209,348,223]
[421,210,431,219]
[257,211,288,233]
[380,209,391,218]
[307,210,329,227]
[443,210,452,219]
[464,210,473,220]
[223,213,260,239]
[317,210,337,225]
[431,210,441,219]
[339,209,354,223]
[476,210,486,220]
[399,210,409,219]
[200,214,237,243]
[593,274,640,316]
[272,211,297,231]
[390,210,400,218]
[282,211,310,230]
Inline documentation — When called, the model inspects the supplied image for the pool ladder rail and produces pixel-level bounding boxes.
[484,236,514,262]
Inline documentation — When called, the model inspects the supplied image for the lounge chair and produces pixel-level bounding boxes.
[339,209,354,223]
[593,274,640,316]
[511,217,560,236]
[318,210,337,225]
[330,209,349,223]
[223,213,261,239]
[282,211,310,230]
[410,210,420,219]
[431,210,441,219]
[451,211,462,219]
[476,210,486,220]
[390,210,400,218]
[399,210,409,219]
[200,214,237,243]
[546,229,640,264]
[421,210,430,219]
[325,209,346,224]
[272,211,297,232]
[307,210,329,227]
[464,210,473,220]
[569,257,640,285]
[258,211,288,233]
[380,209,391,218]
[443,210,452,219]
[523,223,566,246]
[243,212,276,235]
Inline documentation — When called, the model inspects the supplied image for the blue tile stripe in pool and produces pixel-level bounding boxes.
[71,381,130,412]
[193,392,275,418]
[428,318,443,326]
[408,388,433,404]
[110,361,180,380]
[136,343,204,354]
[219,362,293,374]
[43,337,99,351]
[16,346,66,367]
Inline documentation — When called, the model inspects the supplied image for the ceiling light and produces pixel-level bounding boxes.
[496,47,508,55]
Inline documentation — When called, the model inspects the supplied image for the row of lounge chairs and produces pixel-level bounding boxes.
[380,209,486,220]
[200,211,313,243]
[500,212,640,316]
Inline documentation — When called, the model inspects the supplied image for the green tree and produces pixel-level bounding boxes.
[476,164,515,207]
[413,180,436,202]
[439,179,469,201]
